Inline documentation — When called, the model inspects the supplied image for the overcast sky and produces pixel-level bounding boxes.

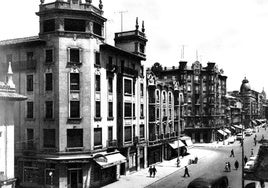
[1,0,268,92]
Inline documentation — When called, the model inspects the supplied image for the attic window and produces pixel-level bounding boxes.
[64,19,86,32]
[44,19,55,33]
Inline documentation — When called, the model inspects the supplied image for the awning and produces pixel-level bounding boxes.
[180,136,193,147]
[224,128,231,134]
[169,140,185,149]
[232,124,243,130]
[93,153,126,169]
[251,120,257,125]
[217,130,227,136]
[45,154,92,163]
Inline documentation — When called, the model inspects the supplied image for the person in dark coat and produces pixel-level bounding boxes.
[234,160,239,170]
[230,149,235,157]
[228,162,231,172]
[183,166,190,177]
[152,166,157,178]
[148,166,153,177]
[244,156,248,164]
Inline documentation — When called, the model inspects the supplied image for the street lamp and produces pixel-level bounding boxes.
[174,82,183,167]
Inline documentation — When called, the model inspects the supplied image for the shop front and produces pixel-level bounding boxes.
[147,145,162,166]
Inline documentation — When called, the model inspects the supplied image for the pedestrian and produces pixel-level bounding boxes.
[262,134,264,140]
[251,149,254,156]
[230,149,235,157]
[234,160,239,170]
[183,166,190,177]
[152,165,157,178]
[148,166,153,177]
[225,162,229,172]
[177,157,180,167]
[244,156,248,164]
[228,162,231,172]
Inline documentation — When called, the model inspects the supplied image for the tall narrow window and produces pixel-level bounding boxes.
[95,101,101,118]
[45,49,53,63]
[95,75,100,92]
[140,124,145,139]
[45,101,53,119]
[108,127,113,141]
[70,49,80,63]
[70,73,80,91]
[27,101,34,119]
[124,103,132,118]
[43,129,56,148]
[133,80,136,95]
[95,52,100,65]
[133,103,135,118]
[94,128,102,146]
[124,126,132,142]
[108,102,113,118]
[140,104,144,117]
[27,75,33,92]
[70,101,80,118]
[108,77,113,93]
[93,22,102,36]
[45,73,53,91]
[124,79,132,95]
[140,83,144,97]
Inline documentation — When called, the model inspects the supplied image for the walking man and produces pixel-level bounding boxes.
[228,162,231,172]
[234,160,239,170]
[148,166,153,177]
[230,149,235,157]
[183,166,190,177]
[152,166,157,178]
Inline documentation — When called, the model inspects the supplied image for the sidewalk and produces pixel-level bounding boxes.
[103,147,215,188]
[194,136,238,148]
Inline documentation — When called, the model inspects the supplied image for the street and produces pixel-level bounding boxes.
[146,126,268,188]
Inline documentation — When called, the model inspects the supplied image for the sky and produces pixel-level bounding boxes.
[1,0,268,92]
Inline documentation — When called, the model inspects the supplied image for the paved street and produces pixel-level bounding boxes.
[104,125,268,188]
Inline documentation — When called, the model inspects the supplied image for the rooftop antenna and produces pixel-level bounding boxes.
[179,44,187,60]
[115,11,128,32]
[196,50,198,61]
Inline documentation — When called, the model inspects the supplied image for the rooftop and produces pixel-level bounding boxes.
[0,36,42,46]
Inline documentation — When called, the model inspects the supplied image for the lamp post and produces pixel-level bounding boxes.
[174,83,183,167]
[241,110,245,188]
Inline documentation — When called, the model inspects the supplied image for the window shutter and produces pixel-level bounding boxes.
[79,48,82,64]
[67,47,70,63]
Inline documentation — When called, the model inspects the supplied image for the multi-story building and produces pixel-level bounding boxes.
[0,0,147,187]
[0,63,26,188]
[148,61,227,143]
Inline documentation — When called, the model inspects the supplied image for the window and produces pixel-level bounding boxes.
[156,90,160,102]
[108,127,113,141]
[163,92,166,103]
[27,101,34,119]
[94,128,102,146]
[70,73,80,91]
[26,129,34,149]
[140,124,145,139]
[108,102,113,118]
[140,43,145,53]
[67,129,83,148]
[95,52,100,65]
[133,103,135,117]
[187,85,191,92]
[169,93,172,104]
[140,104,144,117]
[6,54,12,63]
[27,75,33,91]
[43,129,56,148]
[43,19,55,33]
[95,101,101,118]
[70,101,80,118]
[124,79,132,95]
[124,103,132,118]
[95,75,100,92]
[45,49,53,63]
[133,80,136,95]
[93,22,102,36]
[124,126,132,142]
[64,19,86,32]
[108,77,113,93]
[69,48,80,64]
[45,101,53,119]
[140,83,144,97]
[156,107,160,119]
[27,52,34,61]
[45,73,53,91]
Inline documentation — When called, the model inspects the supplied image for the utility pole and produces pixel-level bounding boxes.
[115,11,128,32]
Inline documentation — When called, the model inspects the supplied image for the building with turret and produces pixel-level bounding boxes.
[0,0,147,187]
[0,63,26,188]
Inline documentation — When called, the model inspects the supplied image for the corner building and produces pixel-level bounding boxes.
[0,0,147,187]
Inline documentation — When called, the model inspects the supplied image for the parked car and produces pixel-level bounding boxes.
[244,160,255,173]
[236,133,244,140]
[187,175,228,188]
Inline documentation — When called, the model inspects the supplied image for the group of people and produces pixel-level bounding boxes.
[225,149,240,172]
[148,165,157,178]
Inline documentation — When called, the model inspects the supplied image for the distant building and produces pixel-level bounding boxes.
[0,0,147,187]
[0,63,26,188]
[148,61,227,143]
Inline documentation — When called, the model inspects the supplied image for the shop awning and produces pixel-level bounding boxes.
[169,140,185,149]
[93,153,126,169]
[217,130,227,136]
[180,136,193,147]
[45,154,92,163]
[224,128,231,134]
[232,124,243,130]
[251,120,257,125]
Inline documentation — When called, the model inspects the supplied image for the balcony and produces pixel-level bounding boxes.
[122,67,139,77]
[107,140,118,148]
[65,147,84,152]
